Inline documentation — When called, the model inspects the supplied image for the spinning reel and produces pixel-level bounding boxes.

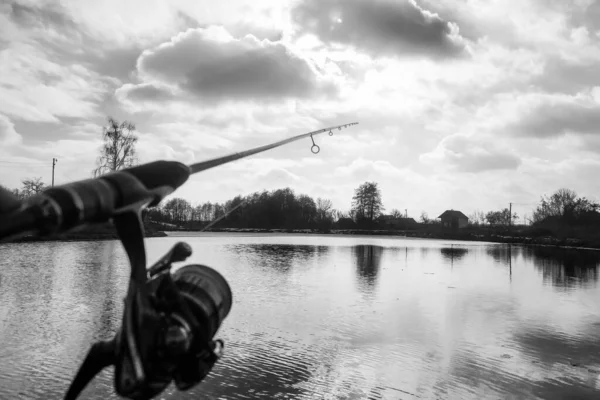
[64,209,232,400]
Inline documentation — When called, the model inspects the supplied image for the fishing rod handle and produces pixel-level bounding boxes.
[0,161,190,239]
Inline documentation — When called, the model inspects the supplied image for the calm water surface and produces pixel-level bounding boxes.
[1,234,600,399]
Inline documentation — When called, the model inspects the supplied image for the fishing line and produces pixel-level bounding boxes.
[200,199,248,232]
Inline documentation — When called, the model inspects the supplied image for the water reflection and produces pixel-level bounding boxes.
[226,244,328,273]
[522,247,600,288]
[352,245,383,294]
[96,245,121,341]
[486,245,512,265]
[440,246,469,262]
[486,245,513,280]
[1,236,600,399]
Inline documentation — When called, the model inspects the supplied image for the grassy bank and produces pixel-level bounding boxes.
[12,221,597,250]
[11,221,167,243]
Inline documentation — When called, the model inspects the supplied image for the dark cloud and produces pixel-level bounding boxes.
[6,1,141,83]
[291,0,467,58]
[124,27,336,103]
[455,153,521,173]
[532,57,600,94]
[84,46,142,83]
[510,100,600,138]
[7,1,77,31]
[117,83,175,103]
[532,0,600,32]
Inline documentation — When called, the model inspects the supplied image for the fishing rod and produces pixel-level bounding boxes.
[0,122,358,242]
[0,121,358,400]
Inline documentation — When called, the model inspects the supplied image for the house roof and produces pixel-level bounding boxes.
[437,210,468,220]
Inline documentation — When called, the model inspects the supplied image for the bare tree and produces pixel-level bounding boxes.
[316,198,333,221]
[21,177,45,197]
[390,209,403,218]
[485,208,518,226]
[93,117,138,177]
[468,210,486,226]
[315,197,334,230]
[420,211,430,223]
[351,181,384,223]
[533,188,598,223]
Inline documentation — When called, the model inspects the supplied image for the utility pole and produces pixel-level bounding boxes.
[405,209,407,218]
[509,202,512,229]
[52,158,58,187]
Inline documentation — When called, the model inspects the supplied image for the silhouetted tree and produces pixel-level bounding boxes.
[390,209,403,218]
[468,210,486,226]
[485,208,518,226]
[533,188,598,224]
[163,198,192,224]
[315,197,334,230]
[20,177,45,197]
[93,117,138,177]
[351,182,384,226]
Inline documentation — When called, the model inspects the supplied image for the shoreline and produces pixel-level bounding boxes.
[5,227,600,251]
[169,227,600,251]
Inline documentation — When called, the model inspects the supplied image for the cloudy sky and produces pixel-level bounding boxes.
[1,0,599,221]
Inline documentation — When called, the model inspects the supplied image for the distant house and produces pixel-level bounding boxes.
[438,210,469,229]
[379,215,418,230]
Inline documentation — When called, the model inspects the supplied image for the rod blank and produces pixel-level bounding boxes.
[188,122,359,175]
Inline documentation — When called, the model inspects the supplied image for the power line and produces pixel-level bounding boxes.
[0,161,49,166]
[0,164,49,168]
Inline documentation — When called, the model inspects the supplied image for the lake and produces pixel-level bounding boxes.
[0,233,599,399]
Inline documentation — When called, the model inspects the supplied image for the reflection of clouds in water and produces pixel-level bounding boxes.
[514,327,600,366]
[185,334,314,399]
[352,245,383,294]
[438,346,600,399]
[0,241,128,400]
[511,327,600,399]
[521,247,600,288]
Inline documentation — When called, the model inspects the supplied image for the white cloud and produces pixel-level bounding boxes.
[0,114,22,145]
[0,41,115,123]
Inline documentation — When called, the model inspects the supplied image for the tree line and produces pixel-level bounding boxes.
[146,181,389,230]
[147,189,338,230]
[468,188,599,229]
